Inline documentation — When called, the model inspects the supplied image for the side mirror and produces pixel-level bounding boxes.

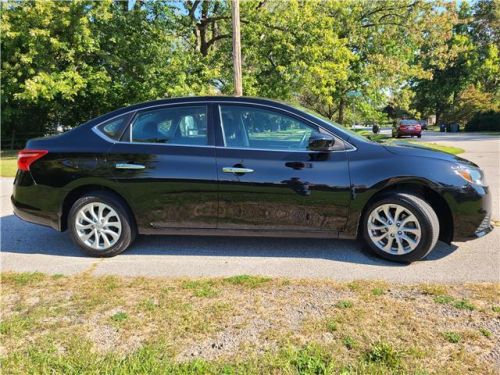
[308,132,335,151]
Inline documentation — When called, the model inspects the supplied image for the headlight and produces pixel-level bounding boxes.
[454,165,484,185]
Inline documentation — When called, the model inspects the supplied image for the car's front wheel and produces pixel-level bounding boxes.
[68,192,136,257]
[362,193,439,262]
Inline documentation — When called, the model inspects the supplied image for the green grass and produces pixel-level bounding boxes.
[409,142,465,155]
[433,295,476,311]
[353,129,465,154]
[2,272,45,286]
[443,331,461,343]
[325,319,338,332]
[479,327,492,338]
[453,299,475,311]
[0,150,18,177]
[223,274,271,288]
[335,300,354,309]
[434,295,455,304]
[182,280,219,298]
[342,335,357,350]
[371,287,385,296]
[364,341,402,368]
[110,312,128,322]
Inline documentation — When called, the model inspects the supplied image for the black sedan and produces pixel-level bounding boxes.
[12,97,492,262]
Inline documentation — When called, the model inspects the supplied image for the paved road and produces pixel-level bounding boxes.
[1,132,499,282]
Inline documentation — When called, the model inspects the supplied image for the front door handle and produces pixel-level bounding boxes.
[115,163,146,170]
[222,167,254,174]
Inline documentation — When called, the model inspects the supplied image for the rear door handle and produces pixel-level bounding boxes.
[115,163,146,170]
[222,167,254,174]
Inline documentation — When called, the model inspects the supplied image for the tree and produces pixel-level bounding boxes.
[411,0,499,124]
[1,0,219,140]
[238,0,452,125]
[1,0,113,136]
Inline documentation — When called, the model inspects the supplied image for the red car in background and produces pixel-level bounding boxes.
[392,119,422,138]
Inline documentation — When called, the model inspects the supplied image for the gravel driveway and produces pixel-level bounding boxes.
[1,132,499,282]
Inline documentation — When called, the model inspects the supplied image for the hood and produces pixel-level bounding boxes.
[383,142,478,167]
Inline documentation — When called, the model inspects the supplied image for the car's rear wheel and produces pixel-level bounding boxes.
[362,193,439,262]
[417,134,422,138]
[68,192,136,257]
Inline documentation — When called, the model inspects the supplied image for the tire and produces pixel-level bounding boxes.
[68,191,136,257]
[362,192,439,263]
[417,134,422,138]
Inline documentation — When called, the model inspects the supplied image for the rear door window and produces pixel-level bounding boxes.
[128,106,208,145]
[97,114,131,140]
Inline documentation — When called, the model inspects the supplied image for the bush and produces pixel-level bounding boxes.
[465,111,500,132]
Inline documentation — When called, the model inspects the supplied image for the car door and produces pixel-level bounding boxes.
[106,103,218,231]
[215,103,351,233]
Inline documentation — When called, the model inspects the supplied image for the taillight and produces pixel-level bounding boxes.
[17,149,48,171]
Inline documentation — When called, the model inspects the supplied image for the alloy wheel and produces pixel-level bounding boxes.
[75,202,122,250]
[367,203,421,255]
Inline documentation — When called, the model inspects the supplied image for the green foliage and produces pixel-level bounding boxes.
[1,0,497,141]
[412,0,499,124]
[465,111,500,132]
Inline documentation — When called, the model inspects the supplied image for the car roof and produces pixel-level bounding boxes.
[84,96,298,126]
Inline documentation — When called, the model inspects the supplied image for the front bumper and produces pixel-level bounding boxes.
[474,212,494,238]
[450,183,493,241]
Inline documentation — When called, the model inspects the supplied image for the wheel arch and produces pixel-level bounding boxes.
[357,181,453,244]
[60,185,136,232]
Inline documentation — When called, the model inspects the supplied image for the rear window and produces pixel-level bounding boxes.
[97,114,131,140]
[400,120,418,125]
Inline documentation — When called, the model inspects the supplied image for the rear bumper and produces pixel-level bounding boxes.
[12,195,61,231]
[398,130,421,135]
[11,171,62,231]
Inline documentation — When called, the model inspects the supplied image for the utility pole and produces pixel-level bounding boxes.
[231,0,243,96]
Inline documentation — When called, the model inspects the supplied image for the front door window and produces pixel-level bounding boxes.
[219,105,318,150]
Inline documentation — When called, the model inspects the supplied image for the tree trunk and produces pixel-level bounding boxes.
[231,0,243,96]
[337,97,345,124]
